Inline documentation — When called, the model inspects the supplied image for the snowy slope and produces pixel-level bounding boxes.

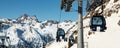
[86,13,120,48]
[83,0,120,48]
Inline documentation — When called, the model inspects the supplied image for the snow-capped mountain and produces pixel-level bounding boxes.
[0,15,47,48]
[0,14,77,48]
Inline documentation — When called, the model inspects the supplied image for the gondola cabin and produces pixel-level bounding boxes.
[90,14,107,32]
[69,35,74,44]
[56,28,65,42]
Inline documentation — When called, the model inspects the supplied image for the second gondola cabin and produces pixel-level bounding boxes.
[56,28,65,42]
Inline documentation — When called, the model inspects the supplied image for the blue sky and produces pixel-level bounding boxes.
[0,0,87,21]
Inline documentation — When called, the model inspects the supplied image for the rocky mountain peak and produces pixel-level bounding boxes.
[17,14,38,23]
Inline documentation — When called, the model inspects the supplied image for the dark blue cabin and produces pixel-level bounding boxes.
[90,14,106,31]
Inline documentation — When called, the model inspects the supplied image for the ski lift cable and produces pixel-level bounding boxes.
[59,10,62,23]
[57,9,62,28]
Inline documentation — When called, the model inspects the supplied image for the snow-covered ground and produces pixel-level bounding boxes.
[84,13,120,48]
[46,41,68,48]
[83,0,120,48]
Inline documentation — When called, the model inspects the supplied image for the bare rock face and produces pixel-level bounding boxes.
[118,20,120,26]
[17,14,38,23]
[114,0,119,3]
